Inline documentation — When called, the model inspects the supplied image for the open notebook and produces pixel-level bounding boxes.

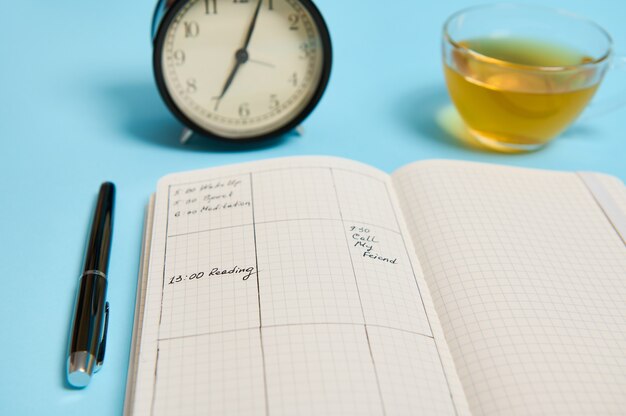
[124,157,626,416]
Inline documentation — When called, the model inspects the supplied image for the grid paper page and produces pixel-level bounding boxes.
[393,160,626,416]
[128,157,470,416]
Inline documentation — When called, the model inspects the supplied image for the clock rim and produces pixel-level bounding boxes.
[152,0,333,143]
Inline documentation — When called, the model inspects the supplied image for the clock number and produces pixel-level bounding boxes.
[204,0,217,14]
[268,0,274,10]
[288,14,299,30]
[186,78,197,94]
[299,42,311,59]
[184,21,200,38]
[172,50,186,66]
[269,94,280,111]
[239,103,250,118]
[288,72,298,87]
[233,0,249,3]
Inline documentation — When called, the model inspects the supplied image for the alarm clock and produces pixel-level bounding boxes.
[152,0,332,142]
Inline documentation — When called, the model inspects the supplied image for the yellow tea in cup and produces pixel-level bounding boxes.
[445,38,599,149]
[443,5,611,152]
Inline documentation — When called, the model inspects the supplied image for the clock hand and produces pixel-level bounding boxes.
[242,0,263,50]
[213,0,263,111]
[248,58,274,68]
[213,49,249,110]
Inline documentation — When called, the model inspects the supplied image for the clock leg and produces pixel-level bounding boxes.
[295,126,305,136]
[179,128,194,145]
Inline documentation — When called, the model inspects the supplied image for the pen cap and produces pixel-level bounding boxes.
[68,273,108,387]
[84,182,115,274]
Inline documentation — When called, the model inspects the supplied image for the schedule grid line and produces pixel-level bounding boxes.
[330,168,387,416]
[155,322,436,343]
[250,173,270,416]
[167,218,402,239]
[150,184,172,416]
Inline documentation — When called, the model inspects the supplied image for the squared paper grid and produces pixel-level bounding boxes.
[262,324,383,416]
[153,329,266,416]
[393,161,626,416]
[332,168,399,231]
[252,168,342,223]
[160,226,260,339]
[345,225,433,336]
[256,219,364,327]
[368,326,457,415]
[133,160,463,415]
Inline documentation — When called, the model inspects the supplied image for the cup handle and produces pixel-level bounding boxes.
[580,54,626,120]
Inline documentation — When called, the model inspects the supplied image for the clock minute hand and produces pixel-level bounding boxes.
[242,0,263,50]
[213,0,263,110]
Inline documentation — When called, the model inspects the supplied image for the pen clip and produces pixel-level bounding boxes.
[95,302,109,372]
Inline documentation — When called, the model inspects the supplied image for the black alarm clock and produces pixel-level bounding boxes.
[152,0,332,142]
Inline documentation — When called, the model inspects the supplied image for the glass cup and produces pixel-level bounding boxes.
[442,4,617,152]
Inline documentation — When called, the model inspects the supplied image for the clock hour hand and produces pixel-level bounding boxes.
[213,49,249,110]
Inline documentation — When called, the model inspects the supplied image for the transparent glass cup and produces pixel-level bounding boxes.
[442,4,617,152]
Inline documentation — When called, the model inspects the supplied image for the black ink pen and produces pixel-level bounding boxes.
[67,182,114,387]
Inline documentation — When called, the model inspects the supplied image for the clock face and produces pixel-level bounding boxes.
[154,0,331,140]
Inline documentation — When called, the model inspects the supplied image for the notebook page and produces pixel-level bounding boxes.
[392,161,626,416]
[128,157,470,416]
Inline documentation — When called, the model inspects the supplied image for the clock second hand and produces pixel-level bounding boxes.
[213,0,263,111]
[248,58,275,68]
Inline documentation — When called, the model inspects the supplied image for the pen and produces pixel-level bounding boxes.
[67,182,115,388]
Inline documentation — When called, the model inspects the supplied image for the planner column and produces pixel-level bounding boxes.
[331,169,458,416]
[153,175,266,416]
[251,167,384,415]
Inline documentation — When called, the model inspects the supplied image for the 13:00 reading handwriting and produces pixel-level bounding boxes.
[168,265,256,285]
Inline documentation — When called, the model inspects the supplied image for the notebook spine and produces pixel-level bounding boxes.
[123,194,156,416]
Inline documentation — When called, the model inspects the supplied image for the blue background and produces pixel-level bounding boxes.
[0,0,624,414]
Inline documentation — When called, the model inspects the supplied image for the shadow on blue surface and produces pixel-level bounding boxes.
[394,84,486,152]
[559,123,599,139]
[102,80,292,153]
